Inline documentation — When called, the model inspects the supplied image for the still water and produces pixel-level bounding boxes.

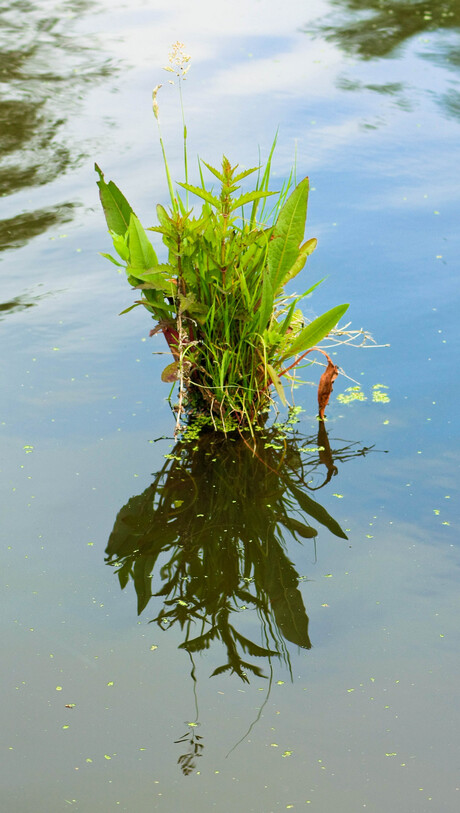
[1,1,459,811]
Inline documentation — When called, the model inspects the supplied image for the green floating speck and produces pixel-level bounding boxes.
[337,386,366,404]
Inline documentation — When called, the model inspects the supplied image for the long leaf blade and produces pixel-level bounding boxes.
[281,304,349,360]
[268,177,309,293]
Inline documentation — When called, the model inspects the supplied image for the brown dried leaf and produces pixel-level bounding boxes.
[317,359,339,420]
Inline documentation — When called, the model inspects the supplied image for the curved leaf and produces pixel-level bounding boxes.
[281,303,349,360]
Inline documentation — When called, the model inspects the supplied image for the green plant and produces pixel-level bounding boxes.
[96,42,349,433]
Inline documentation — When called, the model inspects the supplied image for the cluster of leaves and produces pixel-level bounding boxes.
[96,146,348,431]
[104,420,373,684]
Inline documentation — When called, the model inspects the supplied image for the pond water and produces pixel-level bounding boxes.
[1,0,459,811]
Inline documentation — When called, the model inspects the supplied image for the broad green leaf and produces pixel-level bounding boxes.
[95,164,134,235]
[128,215,158,270]
[268,177,309,293]
[267,363,288,407]
[177,182,222,210]
[281,303,349,360]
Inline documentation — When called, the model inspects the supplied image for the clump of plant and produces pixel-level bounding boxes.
[96,42,349,434]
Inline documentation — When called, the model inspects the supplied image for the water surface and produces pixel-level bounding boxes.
[1,1,459,811]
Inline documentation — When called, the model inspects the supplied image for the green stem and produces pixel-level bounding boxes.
[179,79,189,209]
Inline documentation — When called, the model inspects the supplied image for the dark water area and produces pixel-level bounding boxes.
[1,1,459,811]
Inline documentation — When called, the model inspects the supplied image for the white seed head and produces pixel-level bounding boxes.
[165,40,191,78]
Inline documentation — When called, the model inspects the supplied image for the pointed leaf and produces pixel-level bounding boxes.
[210,663,233,677]
[111,232,130,262]
[281,304,349,360]
[232,631,278,658]
[100,252,123,267]
[201,161,226,183]
[119,303,141,315]
[95,164,134,235]
[179,627,219,652]
[232,166,260,183]
[229,189,277,212]
[283,238,318,286]
[288,481,348,539]
[156,203,173,231]
[176,182,222,210]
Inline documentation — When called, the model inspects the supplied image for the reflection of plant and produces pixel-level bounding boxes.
[310,1,460,60]
[174,723,204,776]
[106,417,372,682]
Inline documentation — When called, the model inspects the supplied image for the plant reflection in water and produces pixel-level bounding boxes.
[105,415,374,772]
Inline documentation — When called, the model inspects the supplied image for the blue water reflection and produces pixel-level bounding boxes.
[1,0,459,811]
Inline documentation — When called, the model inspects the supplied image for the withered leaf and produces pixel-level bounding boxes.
[318,359,339,420]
